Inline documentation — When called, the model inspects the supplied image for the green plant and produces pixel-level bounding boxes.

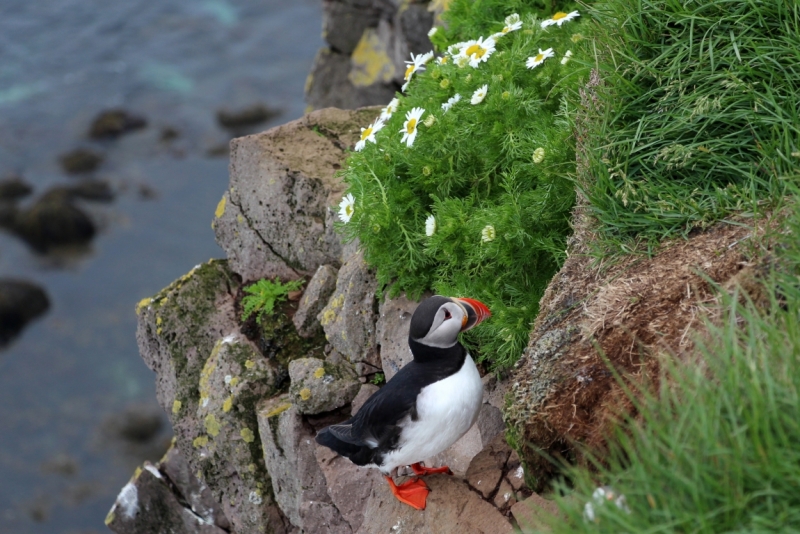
[579,0,799,255]
[241,277,304,326]
[370,372,386,386]
[338,1,588,369]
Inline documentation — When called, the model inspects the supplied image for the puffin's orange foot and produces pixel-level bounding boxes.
[385,475,430,510]
[410,462,453,476]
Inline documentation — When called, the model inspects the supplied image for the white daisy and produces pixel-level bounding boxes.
[354,118,384,152]
[425,215,436,236]
[541,10,580,28]
[498,13,523,35]
[561,50,574,65]
[428,27,438,38]
[400,107,425,147]
[471,85,488,105]
[338,193,355,223]
[380,98,399,120]
[436,55,450,65]
[402,52,432,92]
[441,93,461,112]
[460,36,496,68]
[481,225,496,242]
[526,48,554,69]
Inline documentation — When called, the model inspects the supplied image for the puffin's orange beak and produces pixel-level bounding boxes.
[453,297,491,332]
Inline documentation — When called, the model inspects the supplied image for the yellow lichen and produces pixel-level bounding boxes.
[236,214,244,224]
[215,195,226,218]
[349,29,396,87]
[193,435,209,448]
[156,316,162,326]
[104,510,115,526]
[320,308,337,326]
[229,377,240,388]
[133,466,143,479]
[245,360,255,369]
[240,427,255,443]
[265,402,292,418]
[135,297,152,315]
[223,397,233,413]
[299,388,312,401]
[204,414,221,437]
[314,367,325,379]
[248,463,256,473]
[172,400,182,414]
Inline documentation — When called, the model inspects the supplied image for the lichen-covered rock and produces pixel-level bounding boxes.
[322,2,379,56]
[257,397,350,532]
[375,292,424,380]
[293,264,339,338]
[106,462,226,534]
[318,250,380,376]
[305,47,397,110]
[288,357,360,415]
[192,333,282,532]
[135,260,290,533]
[212,107,381,282]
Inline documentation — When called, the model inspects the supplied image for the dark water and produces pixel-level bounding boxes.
[0,1,322,532]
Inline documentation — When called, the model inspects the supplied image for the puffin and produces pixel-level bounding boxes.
[315,295,491,510]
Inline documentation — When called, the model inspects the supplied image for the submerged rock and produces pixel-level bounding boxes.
[59,148,103,174]
[0,279,49,348]
[0,174,33,201]
[216,104,280,130]
[89,109,147,139]
[9,189,96,252]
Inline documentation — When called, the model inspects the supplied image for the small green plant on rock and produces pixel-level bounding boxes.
[241,278,304,326]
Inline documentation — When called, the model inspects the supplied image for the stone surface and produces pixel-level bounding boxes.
[465,433,511,499]
[136,260,290,533]
[212,107,380,282]
[315,443,380,532]
[351,383,379,414]
[0,279,49,348]
[288,357,360,414]
[376,292,423,380]
[305,47,397,110]
[510,493,561,534]
[257,398,348,531]
[493,478,517,511]
[476,404,505,448]
[318,250,381,375]
[354,475,514,534]
[106,463,226,534]
[293,264,339,338]
[322,1,379,56]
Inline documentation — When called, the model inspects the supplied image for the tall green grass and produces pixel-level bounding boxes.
[579,0,800,254]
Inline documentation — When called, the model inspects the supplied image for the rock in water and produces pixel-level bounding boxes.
[0,279,49,348]
[10,189,96,252]
[59,148,103,174]
[216,104,280,130]
[89,109,147,139]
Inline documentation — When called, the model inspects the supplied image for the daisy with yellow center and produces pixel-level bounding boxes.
[471,85,488,105]
[400,107,425,147]
[495,13,522,37]
[380,98,399,121]
[425,215,436,236]
[481,225,496,242]
[402,51,434,92]
[541,10,580,28]
[338,193,355,223]
[436,55,449,65]
[355,118,384,152]
[461,36,496,68]
[526,48,554,69]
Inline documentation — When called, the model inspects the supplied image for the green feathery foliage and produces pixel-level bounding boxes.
[241,278,304,326]
[338,1,588,368]
[579,0,800,254]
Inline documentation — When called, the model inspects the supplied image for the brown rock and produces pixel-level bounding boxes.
[212,107,381,282]
[354,475,514,534]
[493,478,517,511]
[89,109,147,139]
[465,434,511,499]
[510,493,561,534]
[315,443,380,532]
[293,264,339,338]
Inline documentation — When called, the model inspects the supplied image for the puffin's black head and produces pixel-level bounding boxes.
[409,295,491,349]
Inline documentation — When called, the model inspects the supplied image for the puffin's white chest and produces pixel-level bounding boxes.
[380,354,483,472]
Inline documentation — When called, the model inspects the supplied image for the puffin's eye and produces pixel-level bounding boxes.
[443,309,452,320]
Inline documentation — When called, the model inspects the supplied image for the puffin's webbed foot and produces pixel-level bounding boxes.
[410,462,453,476]
[385,475,429,510]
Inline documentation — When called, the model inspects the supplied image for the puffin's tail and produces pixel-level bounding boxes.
[315,426,375,466]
